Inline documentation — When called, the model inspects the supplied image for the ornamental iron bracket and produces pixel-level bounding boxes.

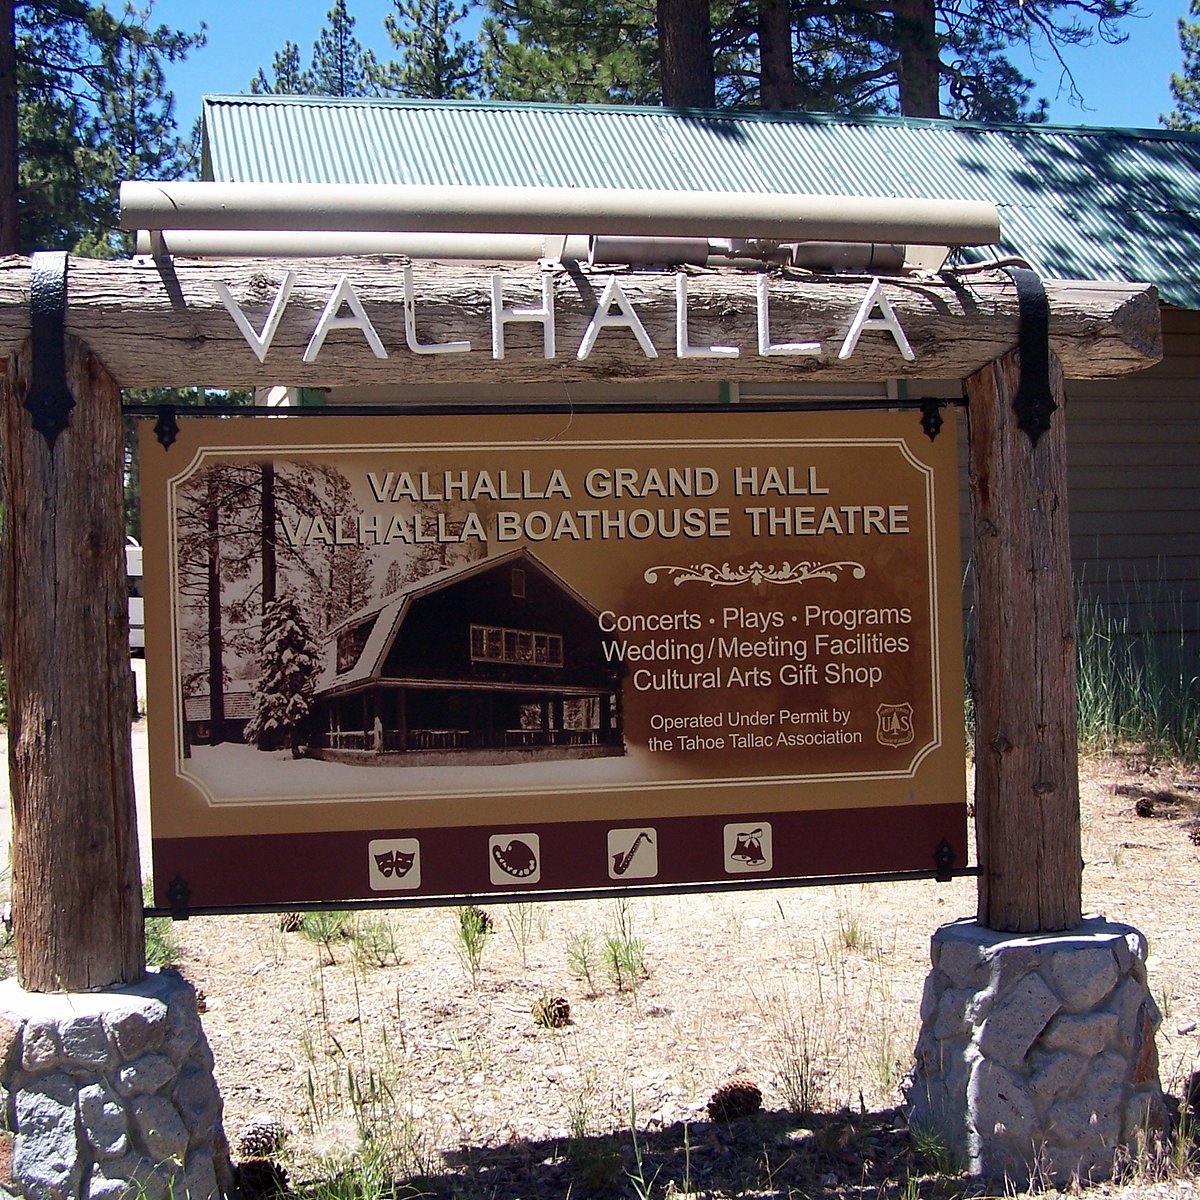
[919,399,944,441]
[933,837,956,883]
[27,251,74,449]
[1004,266,1056,446]
[166,874,191,921]
[154,405,179,450]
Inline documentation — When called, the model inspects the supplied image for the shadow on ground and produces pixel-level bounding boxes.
[295,1107,974,1199]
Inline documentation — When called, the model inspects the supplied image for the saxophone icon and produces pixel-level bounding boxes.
[607,828,658,880]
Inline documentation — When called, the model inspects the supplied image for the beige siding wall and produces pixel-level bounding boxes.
[956,307,1200,646]
[1063,306,1200,639]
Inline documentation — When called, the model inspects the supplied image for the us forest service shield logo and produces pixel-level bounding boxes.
[876,702,915,747]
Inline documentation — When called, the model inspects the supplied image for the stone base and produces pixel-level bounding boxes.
[906,917,1168,1187]
[0,969,233,1199]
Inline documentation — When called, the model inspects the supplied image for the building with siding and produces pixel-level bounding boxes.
[198,96,1200,655]
[310,547,626,764]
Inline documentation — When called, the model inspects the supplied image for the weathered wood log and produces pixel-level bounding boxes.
[1,335,145,990]
[0,255,1161,388]
[967,350,1082,933]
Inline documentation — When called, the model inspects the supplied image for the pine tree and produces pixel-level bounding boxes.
[245,595,321,758]
[250,40,307,95]
[383,0,483,98]
[484,0,1132,119]
[1164,1,1200,130]
[484,0,658,103]
[657,0,713,106]
[306,0,387,97]
[3,0,203,254]
[76,2,198,256]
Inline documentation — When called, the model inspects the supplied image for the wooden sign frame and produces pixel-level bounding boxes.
[0,253,1158,986]
[140,407,966,911]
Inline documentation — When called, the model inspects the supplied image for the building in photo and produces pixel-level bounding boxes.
[310,547,626,764]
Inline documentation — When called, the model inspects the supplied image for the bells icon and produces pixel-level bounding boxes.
[732,827,765,864]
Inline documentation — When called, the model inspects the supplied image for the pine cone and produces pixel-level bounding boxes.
[1134,796,1155,818]
[279,912,304,933]
[236,1158,289,1200]
[532,994,571,1028]
[237,1114,287,1158]
[707,1077,763,1121]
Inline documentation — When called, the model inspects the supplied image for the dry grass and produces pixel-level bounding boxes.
[4,753,1199,1197]
[139,753,1200,1198]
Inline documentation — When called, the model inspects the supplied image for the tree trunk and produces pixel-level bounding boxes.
[0,0,18,255]
[1,336,145,990]
[262,459,276,607]
[967,350,1082,932]
[205,483,226,745]
[894,0,940,117]
[658,0,715,107]
[758,0,797,109]
[0,259,1164,386]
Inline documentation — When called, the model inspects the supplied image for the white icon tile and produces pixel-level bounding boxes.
[607,828,658,880]
[368,838,421,891]
[723,823,772,874]
[489,833,541,886]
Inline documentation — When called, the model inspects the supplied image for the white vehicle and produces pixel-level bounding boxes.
[126,538,144,652]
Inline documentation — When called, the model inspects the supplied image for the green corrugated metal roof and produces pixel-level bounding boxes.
[201,96,1200,309]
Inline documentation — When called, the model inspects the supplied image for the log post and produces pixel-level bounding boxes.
[1,334,145,990]
[966,349,1082,932]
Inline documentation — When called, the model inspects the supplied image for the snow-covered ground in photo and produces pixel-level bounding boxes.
[181,741,679,805]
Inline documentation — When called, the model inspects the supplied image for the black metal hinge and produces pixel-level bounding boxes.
[154,405,179,450]
[27,251,74,449]
[933,838,956,883]
[920,399,944,441]
[1004,266,1056,446]
[166,874,192,921]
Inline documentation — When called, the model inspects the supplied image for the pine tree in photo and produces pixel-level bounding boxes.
[245,594,321,758]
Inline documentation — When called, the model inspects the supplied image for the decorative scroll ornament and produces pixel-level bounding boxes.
[644,560,866,587]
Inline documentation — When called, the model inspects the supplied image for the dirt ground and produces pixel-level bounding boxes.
[146,752,1200,1198]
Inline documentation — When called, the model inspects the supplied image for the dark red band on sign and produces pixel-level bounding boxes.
[153,802,968,910]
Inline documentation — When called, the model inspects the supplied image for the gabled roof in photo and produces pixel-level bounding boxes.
[201,95,1200,309]
[315,546,597,694]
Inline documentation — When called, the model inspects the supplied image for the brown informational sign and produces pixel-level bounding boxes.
[141,410,966,909]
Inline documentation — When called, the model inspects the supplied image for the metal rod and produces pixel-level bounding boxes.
[134,229,590,261]
[123,397,967,419]
[120,180,1002,246]
[144,865,979,919]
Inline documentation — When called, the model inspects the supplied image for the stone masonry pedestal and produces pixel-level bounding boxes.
[906,917,1168,1187]
[0,969,233,1199]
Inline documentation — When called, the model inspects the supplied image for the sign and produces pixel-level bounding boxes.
[141,410,966,909]
[215,268,915,366]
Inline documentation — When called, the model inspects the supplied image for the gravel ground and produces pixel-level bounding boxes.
[163,753,1200,1199]
[2,729,1198,1197]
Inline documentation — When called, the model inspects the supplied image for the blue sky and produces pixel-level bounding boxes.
[152,1,1192,133]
